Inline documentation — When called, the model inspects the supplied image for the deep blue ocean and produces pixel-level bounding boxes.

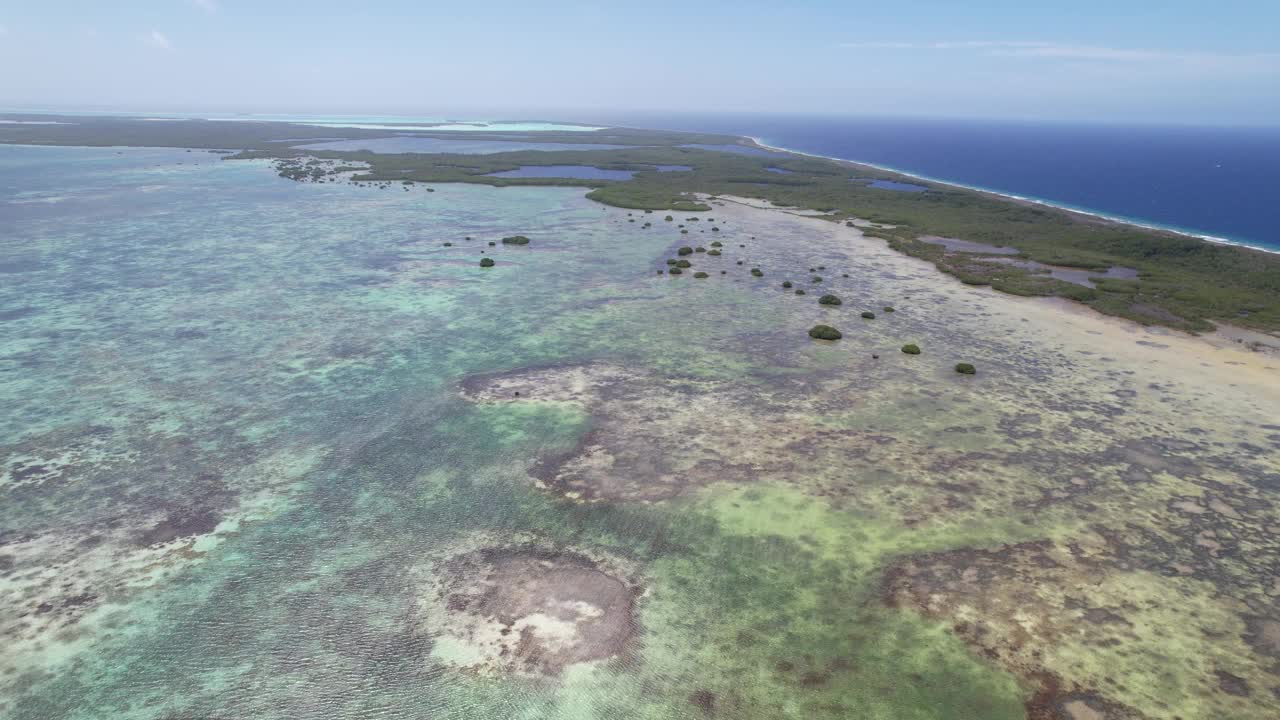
[591,113,1280,252]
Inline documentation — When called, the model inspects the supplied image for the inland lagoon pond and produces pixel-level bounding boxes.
[2,144,1280,720]
[484,165,637,180]
[293,137,630,154]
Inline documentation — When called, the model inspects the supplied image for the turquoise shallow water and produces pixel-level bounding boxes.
[3,145,1279,720]
[0,145,1031,718]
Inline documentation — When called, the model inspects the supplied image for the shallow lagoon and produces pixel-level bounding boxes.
[2,145,1279,720]
[485,165,636,180]
[295,136,629,154]
[867,179,928,192]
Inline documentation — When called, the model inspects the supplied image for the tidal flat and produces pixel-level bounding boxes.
[2,145,1279,719]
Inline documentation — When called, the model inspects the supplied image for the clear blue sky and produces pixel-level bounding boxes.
[1,0,1277,124]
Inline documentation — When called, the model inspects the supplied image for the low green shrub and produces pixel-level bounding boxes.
[808,325,842,340]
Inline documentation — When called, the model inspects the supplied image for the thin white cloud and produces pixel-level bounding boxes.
[191,0,219,13]
[146,30,173,50]
[839,40,1278,67]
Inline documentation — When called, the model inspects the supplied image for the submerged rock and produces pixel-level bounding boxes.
[808,325,843,340]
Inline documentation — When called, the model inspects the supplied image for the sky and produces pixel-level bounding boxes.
[1,0,1277,125]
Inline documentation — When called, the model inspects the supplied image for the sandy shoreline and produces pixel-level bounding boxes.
[742,136,1280,257]
[711,193,1280,367]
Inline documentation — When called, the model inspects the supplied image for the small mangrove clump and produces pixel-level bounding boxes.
[861,311,876,319]
[676,259,692,268]
[710,241,723,247]
[955,363,977,375]
[666,258,678,265]
[751,268,764,277]
[808,325,843,340]
[678,246,694,256]
[782,281,793,289]
[479,258,495,268]
[669,267,684,275]
[902,344,921,355]
[443,242,453,247]
[884,306,895,312]
[812,276,823,283]
[708,249,721,256]
[818,294,843,306]
[488,241,496,246]
[795,289,807,295]
[501,235,531,245]
[695,247,706,253]
[665,215,674,221]
[693,271,709,278]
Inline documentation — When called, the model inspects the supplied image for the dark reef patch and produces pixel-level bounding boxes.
[135,505,225,547]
